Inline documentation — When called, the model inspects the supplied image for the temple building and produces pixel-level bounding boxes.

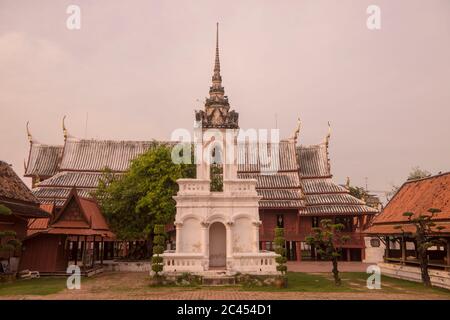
[23,25,377,263]
[365,172,450,269]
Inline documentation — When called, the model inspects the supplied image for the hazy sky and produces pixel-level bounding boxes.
[1,0,449,200]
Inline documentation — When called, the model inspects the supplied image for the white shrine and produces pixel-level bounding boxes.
[162,24,278,275]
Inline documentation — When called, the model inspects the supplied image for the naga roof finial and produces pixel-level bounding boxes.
[62,115,68,140]
[26,121,32,143]
[324,121,331,145]
[290,117,301,142]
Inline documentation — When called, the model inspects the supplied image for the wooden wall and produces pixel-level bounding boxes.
[19,234,68,272]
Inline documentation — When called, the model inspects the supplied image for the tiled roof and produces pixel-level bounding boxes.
[25,143,62,177]
[237,172,300,189]
[296,145,378,216]
[301,178,347,194]
[237,140,306,209]
[365,172,450,235]
[0,161,38,203]
[25,135,377,215]
[297,143,330,178]
[37,171,109,188]
[59,138,172,172]
[237,141,299,172]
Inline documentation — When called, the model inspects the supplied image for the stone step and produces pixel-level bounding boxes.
[202,276,236,286]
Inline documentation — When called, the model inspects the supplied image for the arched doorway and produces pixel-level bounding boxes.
[209,222,226,268]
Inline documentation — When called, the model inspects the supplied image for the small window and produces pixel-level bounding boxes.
[276,215,284,228]
[312,217,319,228]
[370,238,381,248]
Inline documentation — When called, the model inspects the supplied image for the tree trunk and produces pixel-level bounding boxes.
[332,257,341,286]
[418,247,431,287]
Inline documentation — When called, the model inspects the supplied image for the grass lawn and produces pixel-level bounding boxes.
[0,277,67,296]
[0,272,449,298]
[241,272,450,295]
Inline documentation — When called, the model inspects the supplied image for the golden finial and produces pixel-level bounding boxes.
[346,177,350,188]
[62,115,68,140]
[290,117,301,142]
[26,121,32,143]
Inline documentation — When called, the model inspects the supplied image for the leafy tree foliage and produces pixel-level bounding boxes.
[95,144,195,242]
[0,204,21,271]
[348,186,369,201]
[274,227,287,274]
[407,166,431,181]
[306,219,350,286]
[151,224,165,277]
[395,208,445,287]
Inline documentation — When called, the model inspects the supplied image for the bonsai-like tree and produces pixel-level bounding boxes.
[151,224,165,278]
[395,208,445,287]
[0,204,21,272]
[274,227,287,275]
[306,219,350,286]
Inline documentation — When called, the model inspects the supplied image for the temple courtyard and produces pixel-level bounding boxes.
[1,263,449,300]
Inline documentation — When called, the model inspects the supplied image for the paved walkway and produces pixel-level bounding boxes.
[287,261,372,273]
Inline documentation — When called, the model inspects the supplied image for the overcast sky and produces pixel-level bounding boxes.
[1,0,449,200]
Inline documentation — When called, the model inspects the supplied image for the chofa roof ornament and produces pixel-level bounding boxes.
[26,121,32,143]
[62,115,68,140]
[324,121,331,145]
[290,117,301,142]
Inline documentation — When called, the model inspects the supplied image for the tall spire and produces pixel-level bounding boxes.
[208,22,226,103]
[214,22,220,76]
[195,23,238,129]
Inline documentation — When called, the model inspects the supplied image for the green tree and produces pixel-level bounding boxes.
[395,208,445,287]
[348,186,369,201]
[274,227,287,274]
[151,224,165,278]
[305,219,350,286]
[95,144,195,255]
[0,204,21,272]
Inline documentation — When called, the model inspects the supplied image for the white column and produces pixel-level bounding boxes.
[226,222,233,258]
[201,223,209,258]
[175,224,182,253]
[253,221,261,253]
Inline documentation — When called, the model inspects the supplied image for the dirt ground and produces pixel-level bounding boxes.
[1,272,449,300]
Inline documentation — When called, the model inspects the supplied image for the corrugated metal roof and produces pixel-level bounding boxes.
[25,143,62,177]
